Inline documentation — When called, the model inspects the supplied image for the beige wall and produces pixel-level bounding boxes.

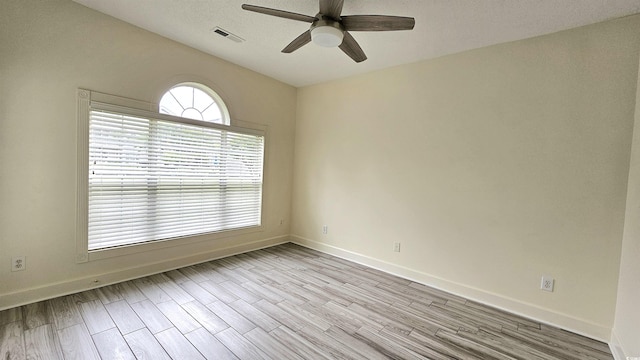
[0,0,296,307]
[612,57,640,358]
[292,15,640,340]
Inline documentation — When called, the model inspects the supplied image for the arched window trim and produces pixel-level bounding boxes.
[159,82,231,126]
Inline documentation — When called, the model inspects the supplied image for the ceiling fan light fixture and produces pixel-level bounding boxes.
[311,25,344,47]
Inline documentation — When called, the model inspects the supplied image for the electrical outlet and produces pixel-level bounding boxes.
[393,242,401,252]
[11,256,26,272]
[540,276,554,292]
[322,225,328,235]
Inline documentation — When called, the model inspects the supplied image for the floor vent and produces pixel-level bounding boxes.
[211,27,244,43]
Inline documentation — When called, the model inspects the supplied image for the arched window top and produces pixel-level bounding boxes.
[159,83,229,125]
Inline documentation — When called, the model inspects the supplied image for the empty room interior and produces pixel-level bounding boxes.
[1,0,640,359]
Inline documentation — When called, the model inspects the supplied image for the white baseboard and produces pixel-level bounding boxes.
[1,233,614,345]
[291,234,611,342]
[610,329,628,360]
[0,235,289,311]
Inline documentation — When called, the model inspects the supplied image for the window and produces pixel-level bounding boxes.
[76,87,264,260]
[159,83,229,125]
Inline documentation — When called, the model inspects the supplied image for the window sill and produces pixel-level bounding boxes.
[82,225,263,262]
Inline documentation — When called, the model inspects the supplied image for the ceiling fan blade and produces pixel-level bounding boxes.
[339,32,367,63]
[282,30,312,53]
[319,0,344,19]
[341,15,415,31]
[241,4,316,23]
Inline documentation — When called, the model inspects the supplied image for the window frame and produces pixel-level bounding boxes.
[76,89,267,262]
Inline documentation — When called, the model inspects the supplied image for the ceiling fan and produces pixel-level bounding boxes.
[241,0,415,63]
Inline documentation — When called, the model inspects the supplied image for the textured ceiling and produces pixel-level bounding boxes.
[73,0,640,87]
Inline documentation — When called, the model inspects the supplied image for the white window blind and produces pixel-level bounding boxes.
[87,108,264,250]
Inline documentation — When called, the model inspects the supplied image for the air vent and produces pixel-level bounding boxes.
[211,27,244,43]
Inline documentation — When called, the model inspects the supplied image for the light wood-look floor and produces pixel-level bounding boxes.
[0,243,613,359]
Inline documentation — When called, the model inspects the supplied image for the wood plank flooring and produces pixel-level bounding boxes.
[0,243,613,359]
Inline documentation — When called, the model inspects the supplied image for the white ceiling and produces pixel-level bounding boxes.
[73,0,640,87]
